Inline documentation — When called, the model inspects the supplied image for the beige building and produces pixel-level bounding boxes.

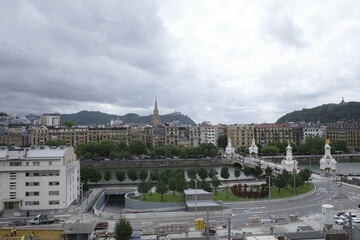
[254,123,292,146]
[227,124,255,152]
[326,122,360,152]
[40,113,61,126]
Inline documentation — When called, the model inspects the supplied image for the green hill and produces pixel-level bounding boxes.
[61,110,196,126]
[276,101,360,123]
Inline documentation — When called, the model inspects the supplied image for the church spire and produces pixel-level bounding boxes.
[151,97,161,126]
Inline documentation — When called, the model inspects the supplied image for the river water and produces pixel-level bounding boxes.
[298,161,360,175]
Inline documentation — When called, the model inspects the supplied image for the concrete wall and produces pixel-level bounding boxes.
[124,192,186,212]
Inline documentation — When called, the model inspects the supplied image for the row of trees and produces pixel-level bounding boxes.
[265,167,311,194]
[75,139,220,160]
[258,136,347,156]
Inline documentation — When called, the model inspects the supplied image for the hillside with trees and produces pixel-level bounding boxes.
[61,110,196,126]
[276,101,360,124]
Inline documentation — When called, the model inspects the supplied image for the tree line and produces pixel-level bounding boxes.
[75,139,220,160]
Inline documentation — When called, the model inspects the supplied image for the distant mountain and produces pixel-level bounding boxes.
[276,101,360,124]
[61,110,196,126]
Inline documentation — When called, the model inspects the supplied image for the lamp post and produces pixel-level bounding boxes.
[80,182,84,223]
[195,180,198,220]
[268,175,271,219]
[293,161,296,197]
[335,150,343,181]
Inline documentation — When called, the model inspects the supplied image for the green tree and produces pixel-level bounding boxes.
[217,135,228,149]
[197,168,208,180]
[273,174,287,194]
[139,169,148,181]
[265,167,273,176]
[150,169,159,183]
[199,180,212,192]
[179,148,188,158]
[175,176,188,196]
[46,139,66,146]
[63,120,75,128]
[261,146,280,156]
[115,171,126,182]
[114,218,133,240]
[234,167,241,179]
[88,167,102,184]
[331,140,347,153]
[208,168,218,179]
[220,167,230,180]
[299,168,311,184]
[209,149,217,157]
[156,180,169,201]
[243,166,252,178]
[138,181,151,199]
[104,170,112,183]
[187,168,197,179]
[129,139,148,156]
[253,166,263,177]
[127,169,138,182]
[297,136,326,155]
[211,177,221,194]
[168,178,177,195]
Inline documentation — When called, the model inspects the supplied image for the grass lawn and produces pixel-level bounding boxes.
[141,193,184,202]
[140,183,314,202]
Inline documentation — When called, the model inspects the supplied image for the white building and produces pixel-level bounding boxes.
[0,145,79,211]
[40,113,61,126]
[199,122,218,146]
[248,138,259,155]
[319,140,337,177]
[281,143,298,172]
[303,122,326,142]
[225,138,235,157]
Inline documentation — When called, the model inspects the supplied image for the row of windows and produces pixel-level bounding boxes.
[25,181,59,186]
[24,201,60,206]
[25,191,59,196]
[25,172,60,177]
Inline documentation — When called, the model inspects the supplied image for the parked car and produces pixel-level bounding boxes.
[351,217,360,223]
[335,218,345,225]
[8,219,27,226]
[340,213,356,220]
[95,221,109,230]
[334,212,346,219]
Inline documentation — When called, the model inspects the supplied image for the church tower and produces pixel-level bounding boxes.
[151,98,161,126]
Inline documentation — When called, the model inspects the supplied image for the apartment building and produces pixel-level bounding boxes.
[30,126,128,146]
[326,122,360,152]
[0,146,79,211]
[254,123,292,146]
[165,125,179,145]
[302,122,326,142]
[189,126,201,147]
[199,122,218,146]
[227,124,255,152]
[40,113,61,126]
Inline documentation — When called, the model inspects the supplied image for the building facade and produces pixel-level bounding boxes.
[326,122,360,152]
[302,122,326,142]
[227,124,255,152]
[199,122,218,146]
[40,113,61,126]
[254,123,292,146]
[0,146,79,211]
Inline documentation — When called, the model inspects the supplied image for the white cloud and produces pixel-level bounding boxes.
[0,0,359,124]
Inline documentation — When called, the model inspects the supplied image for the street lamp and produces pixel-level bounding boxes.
[80,182,84,223]
[195,180,198,219]
[293,161,296,197]
[268,175,271,219]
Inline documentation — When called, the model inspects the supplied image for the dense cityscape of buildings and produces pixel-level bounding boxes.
[1,101,360,152]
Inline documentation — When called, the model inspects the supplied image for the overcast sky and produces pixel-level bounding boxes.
[0,0,359,124]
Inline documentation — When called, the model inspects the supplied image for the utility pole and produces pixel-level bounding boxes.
[293,161,296,197]
[195,180,198,220]
[206,208,210,240]
[268,175,271,219]
[227,218,231,240]
[80,182,84,223]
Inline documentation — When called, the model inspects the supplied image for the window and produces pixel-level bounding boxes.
[49,161,52,166]
[25,201,39,206]
[25,192,39,196]
[49,200,59,205]
[33,173,39,176]
[26,162,29,166]
[25,182,39,186]
[33,162,40,166]
[26,172,30,177]
[49,181,59,186]
[10,162,21,166]
[49,191,59,195]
